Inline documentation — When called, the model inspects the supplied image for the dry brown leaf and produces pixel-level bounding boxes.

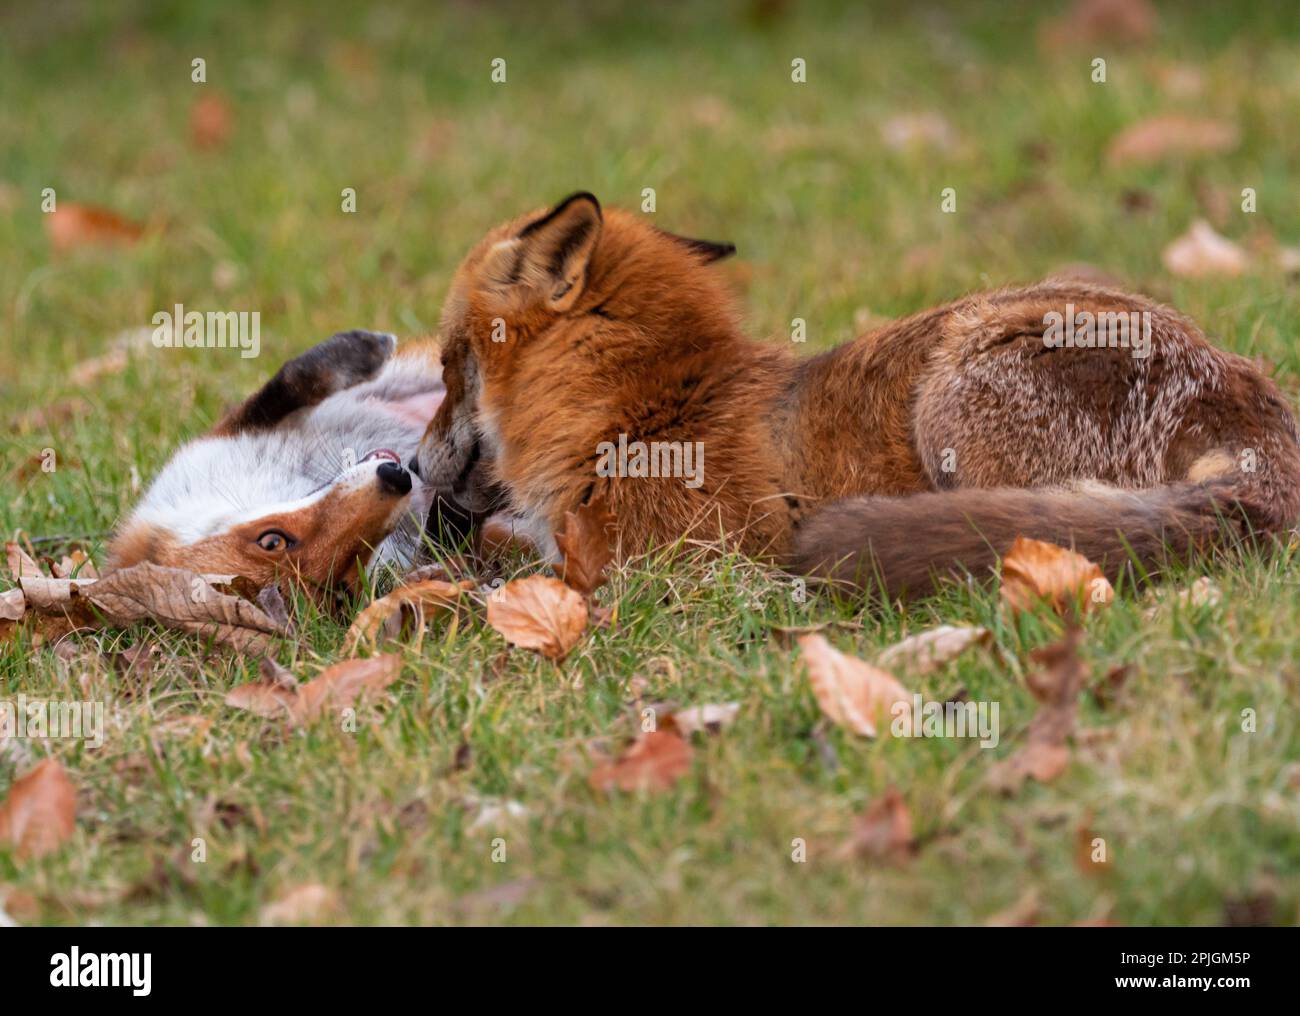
[986,888,1041,927]
[487,575,588,660]
[52,550,98,580]
[476,513,544,559]
[45,202,145,253]
[671,702,740,736]
[1074,813,1109,877]
[1000,537,1113,617]
[988,627,1088,794]
[1039,0,1156,49]
[5,542,42,581]
[588,730,694,794]
[1162,220,1249,278]
[1106,115,1238,167]
[84,562,289,652]
[296,655,402,723]
[8,397,92,432]
[554,497,615,596]
[880,112,957,152]
[0,588,25,622]
[876,625,991,674]
[0,758,77,860]
[260,883,339,925]
[66,327,154,387]
[190,92,233,149]
[342,579,472,655]
[798,633,910,738]
[225,654,402,727]
[836,786,915,863]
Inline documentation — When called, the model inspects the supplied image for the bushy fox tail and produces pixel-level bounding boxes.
[791,475,1293,601]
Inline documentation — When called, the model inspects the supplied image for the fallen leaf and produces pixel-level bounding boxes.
[67,326,154,386]
[1144,576,1222,619]
[1000,537,1113,617]
[988,626,1088,793]
[876,625,991,674]
[1162,220,1249,278]
[0,588,24,621]
[486,575,588,660]
[554,497,615,596]
[465,797,530,832]
[296,654,402,723]
[45,202,144,253]
[880,112,957,152]
[91,568,271,647]
[190,92,233,149]
[51,550,98,580]
[5,542,41,580]
[224,659,301,720]
[1106,115,1238,167]
[1074,814,1109,876]
[260,883,339,925]
[588,730,694,794]
[1039,0,1156,49]
[798,633,910,738]
[478,513,542,558]
[836,786,915,863]
[342,579,472,655]
[986,888,1041,927]
[671,702,741,736]
[225,654,402,727]
[1153,61,1205,98]
[0,758,77,860]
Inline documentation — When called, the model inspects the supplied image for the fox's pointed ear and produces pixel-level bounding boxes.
[486,192,603,313]
[657,228,736,263]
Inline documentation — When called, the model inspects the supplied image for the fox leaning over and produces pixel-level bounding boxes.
[417,191,1300,598]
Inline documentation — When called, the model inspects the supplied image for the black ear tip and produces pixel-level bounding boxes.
[558,191,602,219]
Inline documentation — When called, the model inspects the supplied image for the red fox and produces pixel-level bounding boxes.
[416,192,1300,598]
[107,330,457,593]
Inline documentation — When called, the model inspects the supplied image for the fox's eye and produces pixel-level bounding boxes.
[256,530,291,552]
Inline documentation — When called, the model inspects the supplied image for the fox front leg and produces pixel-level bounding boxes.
[213,329,396,435]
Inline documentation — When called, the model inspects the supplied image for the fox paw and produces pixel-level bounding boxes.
[281,329,396,396]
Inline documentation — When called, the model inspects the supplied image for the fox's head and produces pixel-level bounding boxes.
[108,330,443,594]
[417,192,736,517]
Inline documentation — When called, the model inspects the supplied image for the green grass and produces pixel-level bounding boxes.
[2,0,1299,925]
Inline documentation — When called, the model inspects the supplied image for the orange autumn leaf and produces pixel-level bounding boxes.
[988,626,1088,794]
[342,579,473,655]
[45,202,145,253]
[190,92,233,150]
[798,633,910,738]
[225,654,403,727]
[4,542,42,581]
[1000,537,1113,617]
[1162,220,1250,278]
[554,497,615,596]
[0,758,77,860]
[1106,115,1238,167]
[588,730,694,794]
[486,575,588,660]
[836,786,916,863]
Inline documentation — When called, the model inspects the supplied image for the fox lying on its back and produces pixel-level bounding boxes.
[107,331,453,592]
[416,192,1300,597]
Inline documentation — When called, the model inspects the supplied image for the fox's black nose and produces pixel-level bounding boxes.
[407,456,421,477]
[376,461,412,496]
